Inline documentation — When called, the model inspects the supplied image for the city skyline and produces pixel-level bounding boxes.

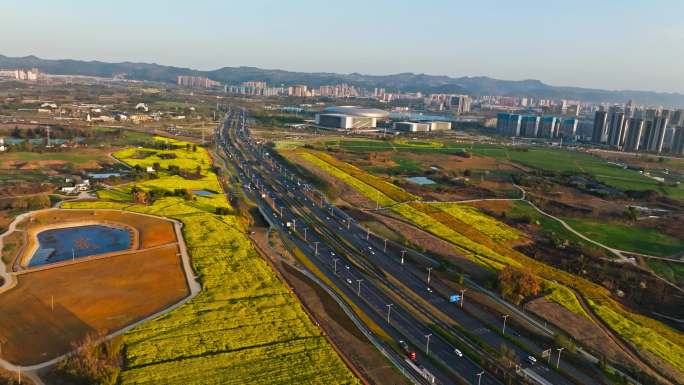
[1,0,683,94]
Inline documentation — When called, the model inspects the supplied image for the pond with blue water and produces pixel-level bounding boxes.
[406,176,437,185]
[192,189,218,196]
[29,225,131,267]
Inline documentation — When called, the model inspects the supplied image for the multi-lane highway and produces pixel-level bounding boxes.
[218,108,602,385]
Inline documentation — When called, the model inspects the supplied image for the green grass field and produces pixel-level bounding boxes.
[366,155,422,174]
[0,151,107,166]
[63,138,357,385]
[563,218,684,257]
[647,259,684,287]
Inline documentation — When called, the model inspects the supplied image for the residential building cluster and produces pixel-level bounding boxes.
[176,75,221,89]
[0,68,41,81]
[591,103,684,155]
[424,94,472,114]
[496,113,579,139]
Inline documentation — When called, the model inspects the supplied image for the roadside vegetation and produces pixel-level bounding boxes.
[288,148,684,377]
[62,137,357,385]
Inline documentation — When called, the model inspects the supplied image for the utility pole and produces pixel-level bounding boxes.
[386,303,393,323]
[424,333,432,356]
[556,347,565,369]
[426,267,433,285]
[356,279,363,296]
[400,250,406,265]
[476,371,484,385]
[332,258,339,275]
[460,289,467,308]
[313,242,319,256]
[502,314,510,335]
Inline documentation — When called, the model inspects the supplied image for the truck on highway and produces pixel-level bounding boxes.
[399,340,417,361]
[405,358,436,384]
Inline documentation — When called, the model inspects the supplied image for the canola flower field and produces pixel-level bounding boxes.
[292,150,684,375]
[63,139,357,385]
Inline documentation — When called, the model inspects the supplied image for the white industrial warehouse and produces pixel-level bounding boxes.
[315,106,452,133]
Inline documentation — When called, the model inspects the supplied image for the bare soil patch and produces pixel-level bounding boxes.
[0,244,188,366]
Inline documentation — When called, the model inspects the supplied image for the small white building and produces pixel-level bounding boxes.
[61,186,78,194]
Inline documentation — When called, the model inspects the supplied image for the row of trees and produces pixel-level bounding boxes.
[131,186,196,205]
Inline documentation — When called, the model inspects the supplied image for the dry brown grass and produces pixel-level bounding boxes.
[0,244,188,366]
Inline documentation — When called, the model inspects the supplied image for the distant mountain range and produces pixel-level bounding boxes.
[2,54,683,107]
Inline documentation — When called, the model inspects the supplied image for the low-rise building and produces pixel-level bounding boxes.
[394,121,430,132]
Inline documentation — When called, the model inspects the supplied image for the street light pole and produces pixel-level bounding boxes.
[502,314,510,335]
[384,238,387,252]
[279,206,284,217]
[304,228,308,241]
[356,279,363,296]
[366,228,370,240]
[426,267,433,285]
[313,242,319,256]
[460,289,467,308]
[292,218,296,232]
[386,303,393,323]
[333,258,339,275]
[556,347,565,369]
[476,371,484,385]
[425,333,432,356]
[400,250,406,265]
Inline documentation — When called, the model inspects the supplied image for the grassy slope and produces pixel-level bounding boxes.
[564,218,684,257]
[291,149,684,374]
[63,138,357,385]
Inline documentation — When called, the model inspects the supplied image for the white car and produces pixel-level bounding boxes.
[454,348,463,357]
[346,278,353,285]
[527,356,537,365]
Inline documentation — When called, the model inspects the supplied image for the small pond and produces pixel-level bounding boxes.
[88,172,122,179]
[406,176,436,185]
[192,189,218,196]
[29,225,131,267]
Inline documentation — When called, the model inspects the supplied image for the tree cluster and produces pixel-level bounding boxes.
[497,266,541,305]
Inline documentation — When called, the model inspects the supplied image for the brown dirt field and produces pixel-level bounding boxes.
[526,298,662,377]
[1,230,25,267]
[463,200,514,215]
[0,244,188,366]
[0,367,34,385]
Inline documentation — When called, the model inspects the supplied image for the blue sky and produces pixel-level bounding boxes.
[1,0,683,93]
